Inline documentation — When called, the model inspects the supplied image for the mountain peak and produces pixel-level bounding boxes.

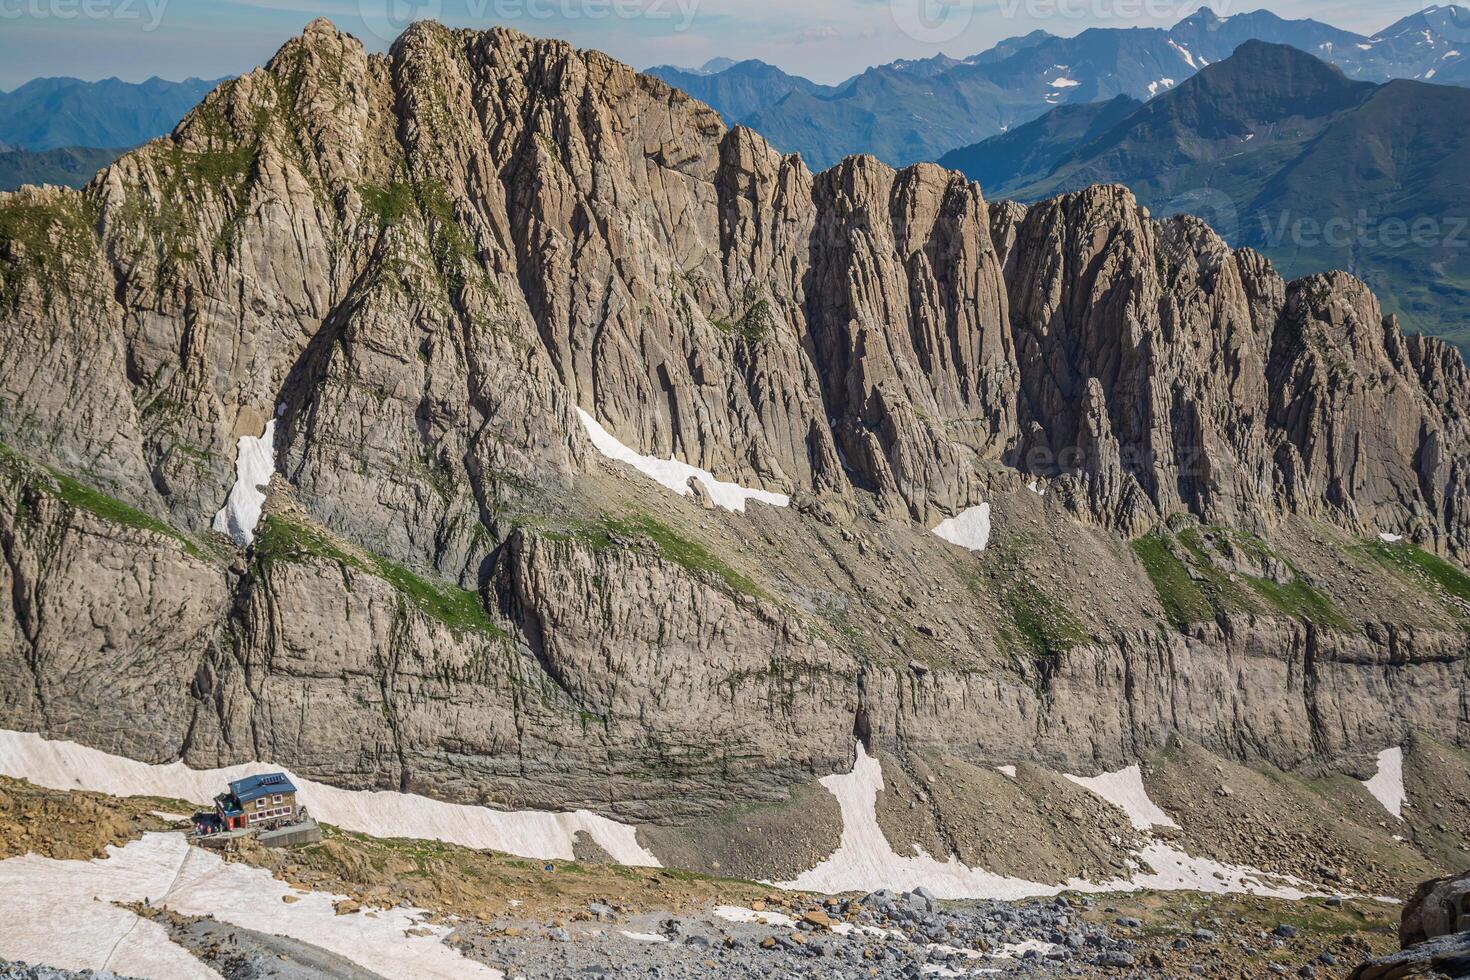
[303,16,338,37]
[1213,38,1353,81]
[1183,5,1224,25]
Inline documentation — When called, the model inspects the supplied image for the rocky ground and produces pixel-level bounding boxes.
[0,776,180,861]
[445,888,1401,979]
[0,964,142,980]
[128,906,385,979]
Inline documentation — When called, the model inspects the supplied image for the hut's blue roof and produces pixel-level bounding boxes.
[228,772,297,804]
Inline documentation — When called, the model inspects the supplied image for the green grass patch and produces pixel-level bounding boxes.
[0,441,203,558]
[359,181,417,231]
[1133,527,1350,629]
[1245,573,1352,629]
[253,514,502,635]
[1132,533,1214,627]
[1002,580,1090,659]
[713,284,775,345]
[540,513,765,600]
[0,193,100,306]
[1359,538,1470,608]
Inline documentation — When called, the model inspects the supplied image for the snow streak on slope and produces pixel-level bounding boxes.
[212,420,276,546]
[0,833,503,980]
[776,742,1054,900]
[1362,746,1406,819]
[931,504,991,552]
[577,408,789,512]
[1064,766,1179,830]
[0,730,659,866]
[777,743,1323,901]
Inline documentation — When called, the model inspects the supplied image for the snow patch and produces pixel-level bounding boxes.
[1050,77,1080,88]
[1026,480,1046,497]
[1147,78,1177,98]
[1063,765,1178,831]
[212,420,276,546]
[1124,841,1316,899]
[1379,532,1404,543]
[996,765,1018,778]
[619,931,668,943]
[775,743,1068,900]
[995,938,1060,959]
[713,905,797,927]
[1362,746,1406,819]
[0,833,502,980]
[932,505,991,552]
[576,408,788,513]
[0,729,659,867]
[1169,40,1199,69]
[776,743,1319,901]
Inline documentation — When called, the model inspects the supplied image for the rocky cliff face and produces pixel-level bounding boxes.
[0,20,1467,828]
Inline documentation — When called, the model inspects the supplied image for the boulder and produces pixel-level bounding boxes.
[1401,871,1470,946]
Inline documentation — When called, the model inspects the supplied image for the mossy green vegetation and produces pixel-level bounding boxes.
[0,192,100,307]
[1002,580,1090,660]
[1133,525,1350,630]
[1131,533,1214,628]
[253,514,502,635]
[357,177,491,297]
[0,441,204,558]
[359,181,417,231]
[1360,538,1470,610]
[713,284,775,345]
[539,513,766,600]
[1246,574,1351,627]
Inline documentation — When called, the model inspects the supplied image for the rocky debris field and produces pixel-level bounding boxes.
[0,776,177,862]
[129,905,385,979]
[0,964,139,980]
[448,887,1401,979]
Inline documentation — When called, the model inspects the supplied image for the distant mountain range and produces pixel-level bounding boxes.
[0,75,221,191]
[0,146,126,191]
[647,5,1470,169]
[0,76,221,151]
[939,41,1470,352]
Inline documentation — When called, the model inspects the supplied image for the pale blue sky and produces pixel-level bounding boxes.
[0,0,1447,90]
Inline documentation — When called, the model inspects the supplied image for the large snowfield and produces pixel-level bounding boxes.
[0,729,659,866]
[0,833,503,979]
[931,504,992,552]
[1362,746,1407,819]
